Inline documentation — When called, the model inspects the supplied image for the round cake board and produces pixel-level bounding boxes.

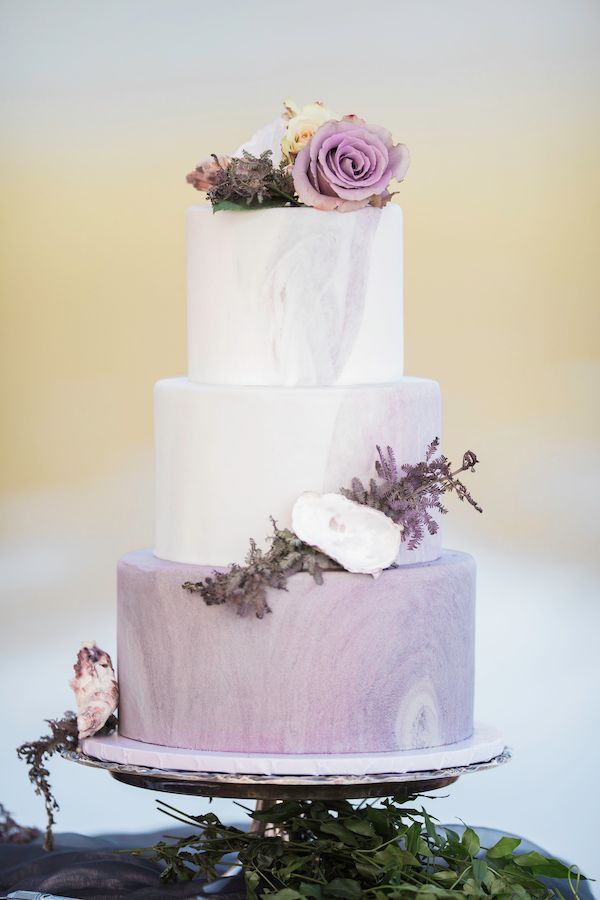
[82,722,505,777]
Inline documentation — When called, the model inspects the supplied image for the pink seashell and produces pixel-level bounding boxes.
[69,642,118,740]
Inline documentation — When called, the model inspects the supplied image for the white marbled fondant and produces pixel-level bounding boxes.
[117,550,475,755]
[154,376,442,567]
[187,205,404,386]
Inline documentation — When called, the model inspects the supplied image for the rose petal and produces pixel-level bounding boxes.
[388,142,411,181]
[315,163,340,197]
[320,134,388,189]
[341,142,376,177]
[293,144,342,209]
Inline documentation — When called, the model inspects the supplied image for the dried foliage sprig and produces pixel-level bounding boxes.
[16,711,78,851]
[135,796,586,897]
[16,711,117,850]
[183,520,340,618]
[341,439,482,550]
[0,802,39,845]
[183,442,481,617]
[208,151,299,211]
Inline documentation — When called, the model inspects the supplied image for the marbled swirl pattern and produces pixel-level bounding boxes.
[154,377,442,566]
[186,205,404,386]
[117,550,475,755]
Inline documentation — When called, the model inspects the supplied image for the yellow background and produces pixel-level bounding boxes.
[2,1,599,560]
[1,0,599,880]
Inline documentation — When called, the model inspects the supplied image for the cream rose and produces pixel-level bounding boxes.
[281,99,339,162]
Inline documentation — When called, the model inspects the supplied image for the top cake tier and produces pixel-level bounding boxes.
[187,204,404,386]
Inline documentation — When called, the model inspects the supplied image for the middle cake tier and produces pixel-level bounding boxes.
[155,376,442,567]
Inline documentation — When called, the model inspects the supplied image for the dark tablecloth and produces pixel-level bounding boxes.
[0,826,592,899]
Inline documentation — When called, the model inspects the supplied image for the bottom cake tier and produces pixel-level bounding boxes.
[117,549,475,755]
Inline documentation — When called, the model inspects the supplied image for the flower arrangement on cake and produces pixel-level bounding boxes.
[183,439,483,618]
[186,99,410,212]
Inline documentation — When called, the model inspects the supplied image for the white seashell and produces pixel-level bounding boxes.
[292,492,402,577]
[69,641,119,740]
[233,116,286,165]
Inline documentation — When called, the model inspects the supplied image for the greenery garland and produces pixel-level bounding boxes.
[137,796,587,898]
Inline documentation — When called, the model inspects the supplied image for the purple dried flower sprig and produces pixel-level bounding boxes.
[183,441,482,617]
[341,438,482,551]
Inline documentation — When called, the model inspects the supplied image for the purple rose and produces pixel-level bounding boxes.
[292,115,410,212]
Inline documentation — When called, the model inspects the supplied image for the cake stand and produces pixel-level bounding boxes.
[61,727,511,897]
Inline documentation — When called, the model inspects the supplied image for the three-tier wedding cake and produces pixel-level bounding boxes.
[109,102,480,761]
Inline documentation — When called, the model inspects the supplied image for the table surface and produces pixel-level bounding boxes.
[0,825,592,900]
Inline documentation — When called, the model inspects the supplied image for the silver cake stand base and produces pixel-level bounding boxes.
[61,745,511,800]
[61,747,511,896]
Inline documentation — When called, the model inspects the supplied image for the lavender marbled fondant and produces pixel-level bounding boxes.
[117,549,475,755]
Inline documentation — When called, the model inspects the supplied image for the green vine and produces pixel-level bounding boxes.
[135,796,587,898]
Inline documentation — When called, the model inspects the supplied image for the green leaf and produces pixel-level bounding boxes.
[373,843,420,868]
[245,869,261,899]
[252,800,303,821]
[486,835,522,858]
[211,199,248,213]
[471,857,488,886]
[278,855,308,879]
[431,869,457,884]
[422,809,443,847]
[344,818,375,837]
[354,860,380,882]
[320,821,360,845]
[442,827,462,846]
[366,806,394,838]
[299,887,323,899]
[514,850,580,877]
[487,872,509,894]
[406,820,423,854]
[416,837,433,857]
[461,827,480,858]
[267,890,304,900]
[324,878,362,898]
[211,197,294,213]
[416,887,454,897]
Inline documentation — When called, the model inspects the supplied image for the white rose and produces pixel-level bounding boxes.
[281,99,340,162]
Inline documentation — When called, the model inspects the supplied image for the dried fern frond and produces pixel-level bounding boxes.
[16,711,117,850]
[183,520,339,618]
[341,439,482,549]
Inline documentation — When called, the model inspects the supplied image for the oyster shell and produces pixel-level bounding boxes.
[69,641,118,740]
[292,492,402,576]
